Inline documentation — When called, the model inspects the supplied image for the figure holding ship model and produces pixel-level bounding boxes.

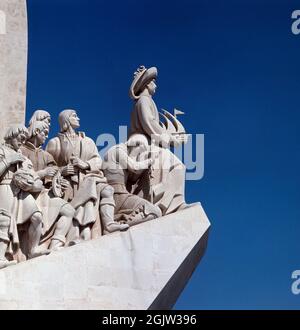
[129,66,189,215]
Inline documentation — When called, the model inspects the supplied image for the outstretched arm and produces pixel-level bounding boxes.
[116,146,152,173]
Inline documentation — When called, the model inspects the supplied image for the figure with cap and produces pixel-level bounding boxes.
[103,134,162,226]
[130,66,188,147]
[0,124,50,268]
[129,66,188,215]
[21,120,76,251]
[46,109,129,240]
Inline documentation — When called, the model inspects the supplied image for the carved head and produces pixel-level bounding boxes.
[28,120,49,147]
[59,109,80,132]
[129,66,158,99]
[4,124,28,151]
[29,110,51,128]
[147,80,157,96]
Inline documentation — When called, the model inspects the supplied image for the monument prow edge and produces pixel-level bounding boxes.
[0,203,210,310]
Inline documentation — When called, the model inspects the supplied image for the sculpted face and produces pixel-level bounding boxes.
[11,133,27,151]
[35,128,48,147]
[44,116,51,127]
[69,111,80,129]
[147,80,157,95]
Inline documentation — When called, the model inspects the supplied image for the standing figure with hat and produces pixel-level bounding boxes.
[129,66,188,215]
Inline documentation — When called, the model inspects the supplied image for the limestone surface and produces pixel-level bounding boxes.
[0,0,27,141]
[0,203,210,310]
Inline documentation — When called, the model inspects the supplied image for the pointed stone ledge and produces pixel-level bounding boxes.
[0,203,210,310]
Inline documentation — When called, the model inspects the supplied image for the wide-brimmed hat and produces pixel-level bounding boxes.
[129,66,158,100]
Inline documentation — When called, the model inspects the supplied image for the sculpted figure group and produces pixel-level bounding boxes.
[0,66,189,269]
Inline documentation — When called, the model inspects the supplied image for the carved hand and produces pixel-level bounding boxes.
[31,179,44,192]
[17,179,34,191]
[61,164,76,176]
[71,157,89,170]
[47,167,58,177]
[41,167,58,178]
[7,153,25,165]
[171,134,188,147]
[59,178,70,191]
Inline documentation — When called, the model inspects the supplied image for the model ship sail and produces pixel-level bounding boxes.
[159,109,186,135]
[174,108,185,117]
[159,117,167,129]
[159,111,177,134]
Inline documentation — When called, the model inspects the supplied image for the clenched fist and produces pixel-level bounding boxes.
[61,164,76,177]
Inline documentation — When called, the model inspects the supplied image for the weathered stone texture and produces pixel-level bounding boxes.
[0,0,27,141]
[0,204,210,310]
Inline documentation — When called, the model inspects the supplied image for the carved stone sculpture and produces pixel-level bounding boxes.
[28,110,51,136]
[0,0,211,310]
[129,66,188,215]
[21,119,75,251]
[0,124,49,268]
[103,134,162,226]
[46,109,129,240]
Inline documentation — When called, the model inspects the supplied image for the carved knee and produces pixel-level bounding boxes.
[60,203,75,218]
[100,186,115,207]
[101,185,114,198]
[31,212,43,225]
[144,203,162,219]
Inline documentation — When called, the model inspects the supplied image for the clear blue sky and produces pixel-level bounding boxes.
[26,0,300,309]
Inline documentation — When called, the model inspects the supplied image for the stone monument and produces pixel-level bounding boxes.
[0,0,27,141]
[0,0,211,310]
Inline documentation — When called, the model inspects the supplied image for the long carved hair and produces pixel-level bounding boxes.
[58,109,76,132]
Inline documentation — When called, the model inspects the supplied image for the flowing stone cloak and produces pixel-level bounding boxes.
[0,145,40,253]
[20,143,69,236]
[21,141,56,172]
[46,132,107,234]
